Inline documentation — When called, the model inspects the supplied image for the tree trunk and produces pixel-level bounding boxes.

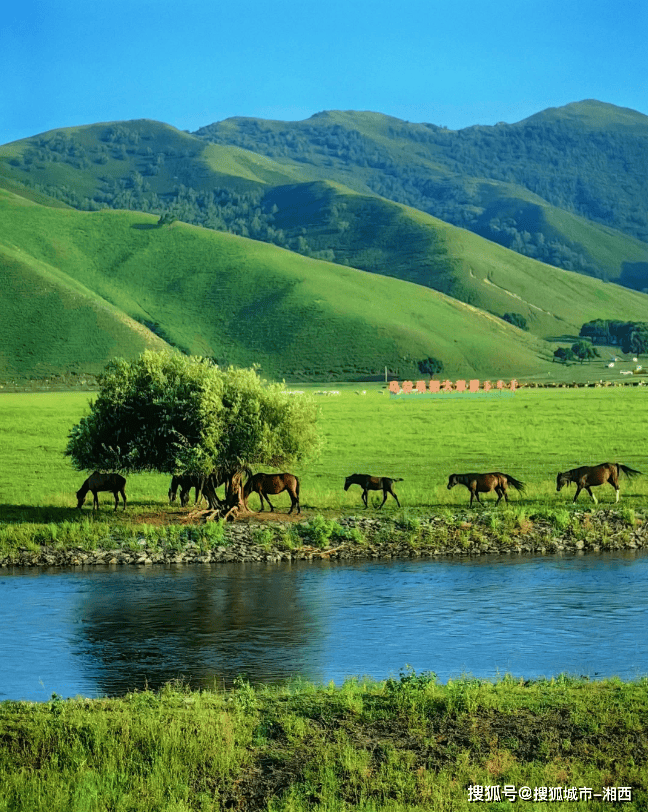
[197,467,246,522]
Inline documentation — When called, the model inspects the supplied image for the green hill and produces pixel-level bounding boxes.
[0,191,169,378]
[1,102,647,293]
[260,182,648,339]
[0,187,560,381]
[194,101,648,287]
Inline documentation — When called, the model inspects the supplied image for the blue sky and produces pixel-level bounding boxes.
[2,0,646,144]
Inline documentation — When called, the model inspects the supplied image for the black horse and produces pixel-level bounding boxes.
[557,463,642,503]
[168,474,206,507]
[77,472,127,511]
[344,474,403,508]
[447,472,525,506]
[243,472,301,514]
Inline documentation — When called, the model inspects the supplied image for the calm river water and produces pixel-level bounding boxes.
[1,551,647,701]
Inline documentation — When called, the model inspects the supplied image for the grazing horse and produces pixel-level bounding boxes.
[169,474,206,507]
[243,472,301,514]
[344,474,403,508]
[76,472,127,511]
[556,463,642,503]
[447,472,525,506]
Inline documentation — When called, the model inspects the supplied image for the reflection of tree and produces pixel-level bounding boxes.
[74,564,326,696]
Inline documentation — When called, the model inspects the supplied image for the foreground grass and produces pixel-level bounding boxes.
[1,673,646,811]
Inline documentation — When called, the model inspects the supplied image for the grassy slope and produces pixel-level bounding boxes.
[195,105,648,285]
[0,191,169,377]
[265,182,648,338]
[2,109,647,292]
[0,188,555,380]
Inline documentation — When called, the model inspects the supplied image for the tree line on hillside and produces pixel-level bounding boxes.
[579,320,648,353]
[196,116,648,244]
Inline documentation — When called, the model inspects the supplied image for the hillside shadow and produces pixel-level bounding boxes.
[131,223,159,230]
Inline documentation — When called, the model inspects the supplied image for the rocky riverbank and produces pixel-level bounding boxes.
[1,509,646,568]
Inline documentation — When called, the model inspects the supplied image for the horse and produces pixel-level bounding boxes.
[447,472,525,506]
[243,472,301,514]
[344,474,403,508]
[168,474,206,507]
[556,463,642,503]
[76,472,127,511]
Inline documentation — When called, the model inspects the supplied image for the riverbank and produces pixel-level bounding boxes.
[1,673,646,811]
[1,507,645,568]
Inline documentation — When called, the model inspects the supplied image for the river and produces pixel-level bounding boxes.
[1,551,647,701]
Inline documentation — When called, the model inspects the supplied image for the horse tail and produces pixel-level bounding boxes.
[505,475,526,492]
[618,464,642,479]
[393,478,404,482]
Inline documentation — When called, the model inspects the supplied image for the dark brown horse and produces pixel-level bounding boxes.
[556,463,642,503]
[344,474,403,508]
[76,472,127,511]
[447,472,525,506]
[169,474,207,507]
[243,472,301,514]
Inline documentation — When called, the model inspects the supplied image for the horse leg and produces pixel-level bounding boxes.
[573,485,582,502]
[93,491,99,511]
[263,493,276,512]
[121,488,127,510]
[390,487,401,508]
[362,489,368,508]
[113,490,119,511]
[288,490,298,514]
[585,486,597,504]
[379,490,388,509]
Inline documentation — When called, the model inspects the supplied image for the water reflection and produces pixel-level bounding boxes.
[1,551,647,701]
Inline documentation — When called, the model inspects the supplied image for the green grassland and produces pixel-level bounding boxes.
[1,674,647,811]
[1,386,647,522]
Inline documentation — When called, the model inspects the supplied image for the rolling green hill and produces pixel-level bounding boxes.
[1,102,646,293]
[195,101,648,287]
[0,191,169,378]
[0,186,560,381]
[2,184,648,382]
[259,181,648,339]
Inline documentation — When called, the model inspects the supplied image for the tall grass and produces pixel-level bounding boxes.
[0,675,646,811]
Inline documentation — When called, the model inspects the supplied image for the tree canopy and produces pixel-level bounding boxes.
[65,352,320,478]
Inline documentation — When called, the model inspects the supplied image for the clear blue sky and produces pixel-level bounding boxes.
[2,0,646,145]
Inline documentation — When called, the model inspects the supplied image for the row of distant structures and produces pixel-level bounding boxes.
[389,379,517,396]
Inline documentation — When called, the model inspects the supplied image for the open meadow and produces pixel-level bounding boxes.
[0,384,647,523]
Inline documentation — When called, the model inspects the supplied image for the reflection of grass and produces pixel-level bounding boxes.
[1,673,647,810]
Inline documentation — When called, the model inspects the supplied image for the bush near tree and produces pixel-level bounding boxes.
[553,347,576,364]
[570,340,599,363]
[417,356,444,376]
[65,352,320,517]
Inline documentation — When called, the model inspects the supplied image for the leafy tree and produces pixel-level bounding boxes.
[66,352,320,516]
[621,324,648,355]
[417,356,444,375]
[502,312,529,331]
[553,347,576,364]
[571,340,599,363]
